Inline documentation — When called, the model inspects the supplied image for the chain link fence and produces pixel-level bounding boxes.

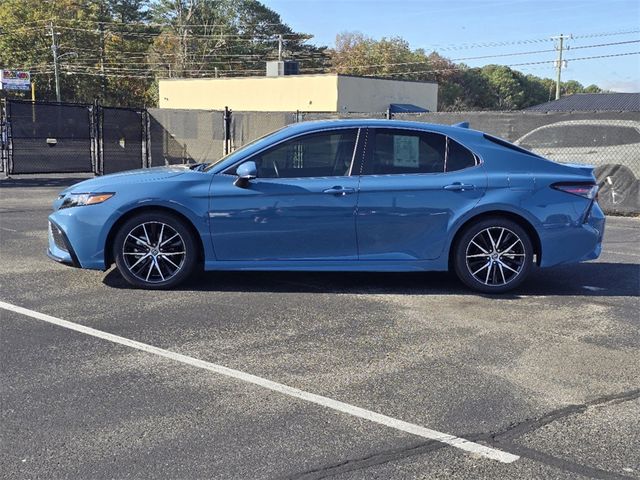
[2,101,638,214]
[100,107,146,175]
[5,100,94,174]
[229,111,297,151]
[147,108,226,166]
[0,99,147,175]
[512,118,639,214]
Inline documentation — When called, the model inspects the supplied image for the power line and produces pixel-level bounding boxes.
[572,28,640,40]
[426,29,640,51]
[48,26,313,40]
[570,39,640,50]
[29,50,638,80]
[14,37,637,71]
[371,51,640,78]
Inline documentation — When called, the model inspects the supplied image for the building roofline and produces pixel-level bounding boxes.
[336,74,437,85]
[158,73,437,85]
[524,92,640,112]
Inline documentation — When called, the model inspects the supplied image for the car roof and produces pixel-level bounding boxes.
[281,118,484,139]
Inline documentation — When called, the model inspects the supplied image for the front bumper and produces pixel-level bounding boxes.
[47,206,114,270]
[47,220,81,267]
[47,220,81,268]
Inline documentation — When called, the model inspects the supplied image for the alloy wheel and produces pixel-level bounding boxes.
[465,227,526,287]
[122,221,186,283]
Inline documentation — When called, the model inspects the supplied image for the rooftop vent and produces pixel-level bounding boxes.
[266,60,300,77]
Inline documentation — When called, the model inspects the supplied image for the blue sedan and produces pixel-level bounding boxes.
[47,119,605,293]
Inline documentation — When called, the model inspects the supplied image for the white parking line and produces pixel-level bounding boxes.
[603,250,640,258]
[0,300,519,464]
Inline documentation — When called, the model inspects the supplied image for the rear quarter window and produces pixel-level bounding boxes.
[484,134,544,158]
[446,138,477,171]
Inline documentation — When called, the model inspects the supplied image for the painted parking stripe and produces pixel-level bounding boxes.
[0,300,519,464]
[603,250,640,258]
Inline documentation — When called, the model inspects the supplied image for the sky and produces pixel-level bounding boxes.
[261,0,640,92]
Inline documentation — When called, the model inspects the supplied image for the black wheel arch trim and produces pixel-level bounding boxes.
[448,209,542,269]
[104,205,205,268]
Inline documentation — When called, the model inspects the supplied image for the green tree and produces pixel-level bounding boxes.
[328,31,606,111]
[583,84,602,93]
[479,65,527,110]
[148,0,326,79]
[0,0,152,105]
[0,0,101,102]
[561,79,584,95]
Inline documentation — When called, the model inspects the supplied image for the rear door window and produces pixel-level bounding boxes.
[362,128,477,175]
[363,129,446,175]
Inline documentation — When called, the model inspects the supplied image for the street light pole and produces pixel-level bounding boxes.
[49,22,61,102]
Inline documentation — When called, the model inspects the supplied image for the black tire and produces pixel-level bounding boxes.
[113,211,198,289]
[453,217,534,294]
[595,165,636,212]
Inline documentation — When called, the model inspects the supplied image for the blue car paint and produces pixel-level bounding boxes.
[47,119,604,274]
[209,173,361,261]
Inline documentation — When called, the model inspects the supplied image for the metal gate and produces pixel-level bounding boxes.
[0,100,6,173]
[99,106,146,174]
[4,99,94,174]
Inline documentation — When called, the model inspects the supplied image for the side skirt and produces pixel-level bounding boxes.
[203,259,450,272]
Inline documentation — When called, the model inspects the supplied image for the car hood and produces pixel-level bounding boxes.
[59,166,191,195]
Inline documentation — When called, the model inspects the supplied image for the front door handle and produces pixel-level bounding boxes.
[323,186,356,195]
[444,183,475,192]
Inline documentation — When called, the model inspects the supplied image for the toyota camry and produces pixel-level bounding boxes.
[47,119,605,293]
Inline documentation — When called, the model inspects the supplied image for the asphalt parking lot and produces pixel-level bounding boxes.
[1,176,639,480]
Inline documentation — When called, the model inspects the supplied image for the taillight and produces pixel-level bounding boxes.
[551,183,598,200]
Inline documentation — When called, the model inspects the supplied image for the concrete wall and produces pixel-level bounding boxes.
[159,74,438,113]
[337,76,438,113]
[159,75,338,111]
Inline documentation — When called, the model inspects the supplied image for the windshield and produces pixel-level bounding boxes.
[203,126,288,172]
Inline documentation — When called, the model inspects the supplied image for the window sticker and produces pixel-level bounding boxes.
[393,135,420,168]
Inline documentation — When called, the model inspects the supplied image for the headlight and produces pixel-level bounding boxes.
[60,193,115,209]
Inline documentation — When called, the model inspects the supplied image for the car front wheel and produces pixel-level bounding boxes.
[453,218,533,294]
[113,211,198,289]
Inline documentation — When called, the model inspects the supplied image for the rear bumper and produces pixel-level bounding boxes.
[539,202,605,267]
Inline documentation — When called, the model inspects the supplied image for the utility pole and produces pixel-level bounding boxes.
[49,22,61,102]
[552,34,569,100]
[278,34,283,61]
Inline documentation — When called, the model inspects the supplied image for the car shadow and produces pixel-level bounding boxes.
[0,176,92,188]
[103,262,639,298]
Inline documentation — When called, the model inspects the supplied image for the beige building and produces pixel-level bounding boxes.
[158,74,438,112]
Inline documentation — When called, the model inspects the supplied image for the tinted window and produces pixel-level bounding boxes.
[485,134,543,158]
[364,129,446,175]
[251,129,358,178]
[446,138,477,171]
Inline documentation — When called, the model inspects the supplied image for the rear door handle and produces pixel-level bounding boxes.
[323,186,356,195]
[444,183,475,191]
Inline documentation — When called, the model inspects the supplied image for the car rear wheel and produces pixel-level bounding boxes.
[113,211,197,289]
[453,218,533,294]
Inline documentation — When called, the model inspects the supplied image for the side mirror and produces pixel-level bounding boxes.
[234,161,257,187]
